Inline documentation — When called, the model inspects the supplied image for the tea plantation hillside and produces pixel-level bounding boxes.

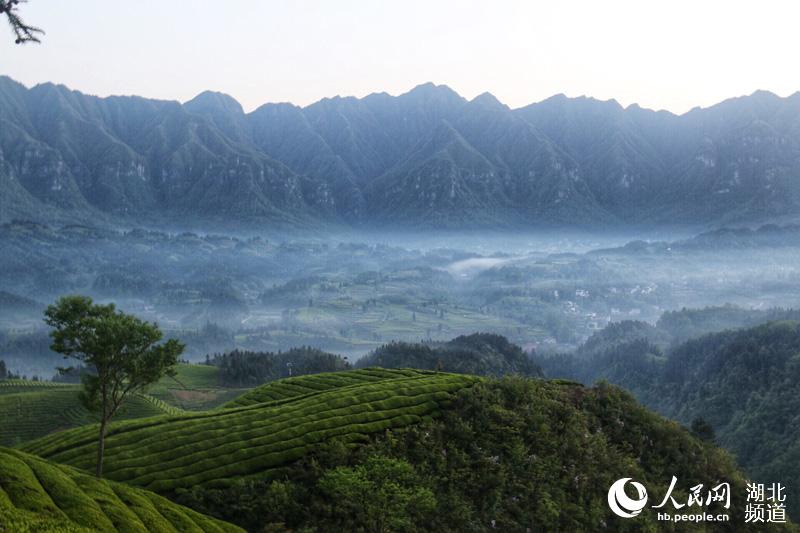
[0,447,243,532]
[173,376,791,532]
[0,368,427,447]
[0,380,182,447]
[22,371,478,493]
[224,367,431,407]
[16,368,797,531]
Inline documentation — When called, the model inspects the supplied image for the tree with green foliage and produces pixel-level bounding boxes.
[44,295,184,477]
[0,359,6,379]
[1,0,43,44]
[318,455,436,533]
[690,416,716,443]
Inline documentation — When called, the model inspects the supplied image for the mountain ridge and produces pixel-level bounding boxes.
[3,76,800,229]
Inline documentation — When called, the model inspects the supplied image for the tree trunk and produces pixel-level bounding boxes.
[96,418,107,478]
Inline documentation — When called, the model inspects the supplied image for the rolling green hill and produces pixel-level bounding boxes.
[22,371,478,493]
[0,366,406,447]
[175,376,786,532]
[0,381,183,447]
[0,447,243,532]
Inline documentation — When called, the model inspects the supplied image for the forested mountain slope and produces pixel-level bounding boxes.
[4,76,800,228]
[535,318,800,519]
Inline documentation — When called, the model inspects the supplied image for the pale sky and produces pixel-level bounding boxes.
[2,0,799,113]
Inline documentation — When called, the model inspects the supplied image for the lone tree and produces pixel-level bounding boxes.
[45,295,184,477]
[1,0,43,44]
[690,416,716,443]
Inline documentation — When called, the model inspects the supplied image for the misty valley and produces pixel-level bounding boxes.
[4,222,800,378]
[4,219,800,530]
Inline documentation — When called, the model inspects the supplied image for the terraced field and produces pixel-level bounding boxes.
[22,371,478,494]
[224,367,434,407]
[0,447,243,532]
[0,382,183,447]
[0,379,70,391]
[0,368,416,446]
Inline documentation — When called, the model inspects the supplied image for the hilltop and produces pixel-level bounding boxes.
[165,375,782,531]
[356,333,542,376]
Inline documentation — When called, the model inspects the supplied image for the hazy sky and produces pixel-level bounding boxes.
[2,0,799,113]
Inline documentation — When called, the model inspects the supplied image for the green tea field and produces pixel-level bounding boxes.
[0,447,243,532]
[0,381,182,447]
[22,370,478,493]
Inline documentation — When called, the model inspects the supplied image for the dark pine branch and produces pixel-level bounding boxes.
[1,0,44,44]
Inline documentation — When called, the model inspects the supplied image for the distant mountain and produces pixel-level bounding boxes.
[2,76,800,228]
[588,222,800,256]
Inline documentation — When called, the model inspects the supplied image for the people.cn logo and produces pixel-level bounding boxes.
[608,478,649,518]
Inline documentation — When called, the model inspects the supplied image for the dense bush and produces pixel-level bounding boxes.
[357,333,542,377]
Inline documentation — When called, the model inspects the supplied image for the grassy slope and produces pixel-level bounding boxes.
[0,381,182,447]
[0,447,243,533]
[21,370,478,494]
